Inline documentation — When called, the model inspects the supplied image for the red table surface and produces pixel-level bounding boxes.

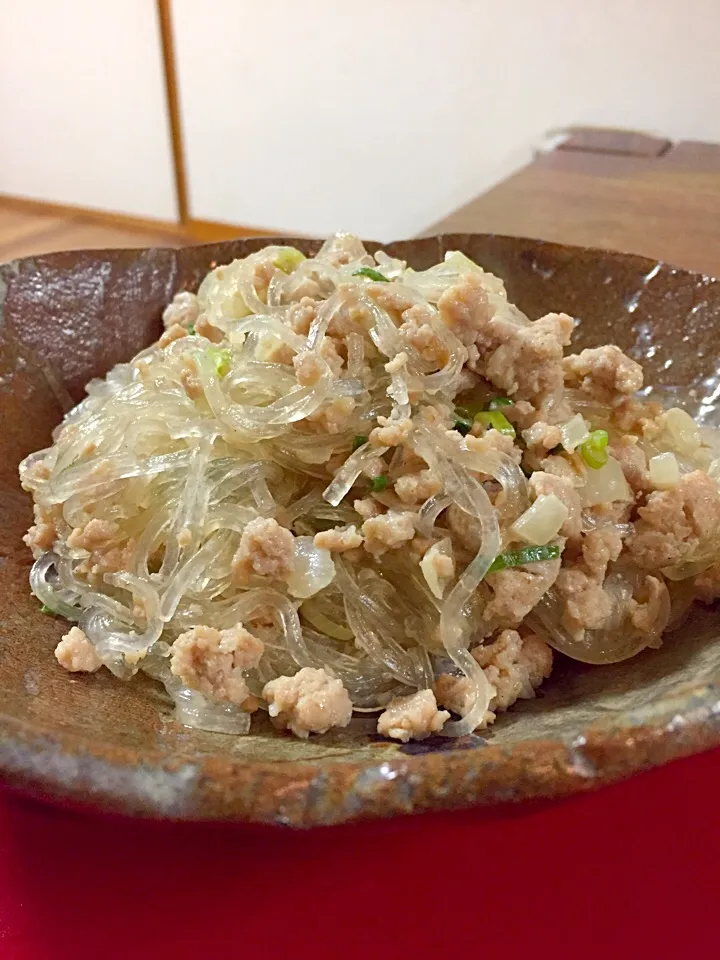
[0,747,717,960]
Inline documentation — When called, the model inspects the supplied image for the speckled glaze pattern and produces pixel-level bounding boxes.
[2,235,720,827]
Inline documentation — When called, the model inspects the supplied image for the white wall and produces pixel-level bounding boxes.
[0,0,178,221]
[174,0,720,239]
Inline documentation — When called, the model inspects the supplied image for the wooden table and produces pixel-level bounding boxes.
[428,127,720,279]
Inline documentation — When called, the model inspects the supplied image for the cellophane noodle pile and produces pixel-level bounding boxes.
[19,234,720,742]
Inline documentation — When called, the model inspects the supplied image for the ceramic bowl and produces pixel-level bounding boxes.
[2,234,719,826]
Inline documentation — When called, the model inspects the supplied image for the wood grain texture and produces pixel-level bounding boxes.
[0,222,186,262]
[427,136,720,279]
[0,208,68,246]
[0,196,188,263]
[186,218,274,242]
[0,198,270,263]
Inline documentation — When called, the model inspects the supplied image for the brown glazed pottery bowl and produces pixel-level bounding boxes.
[2,234,720,827]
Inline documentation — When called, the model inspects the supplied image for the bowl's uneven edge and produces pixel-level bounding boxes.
[1,682,720,827]
[2,233,720,827]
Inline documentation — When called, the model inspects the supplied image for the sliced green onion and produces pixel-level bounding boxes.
[352,434,369,451]
[273,247,306,274]
[371,475,389,492]
[207,346,232,377]
[487,543,561,573]
[474,410,516,438]
[187,323,196,335]
[488,397,513,410]
[352,267,390,282]
[579,429,609,469]
[453,413,473,436]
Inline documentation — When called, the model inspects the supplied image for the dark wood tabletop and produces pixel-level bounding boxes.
[427,127,720,279]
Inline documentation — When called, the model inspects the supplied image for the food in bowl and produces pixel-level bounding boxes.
[19,234,720,742]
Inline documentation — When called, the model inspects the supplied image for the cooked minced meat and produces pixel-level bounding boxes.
[171,624,264,708]
[263,667,352,737]
[55,627,103,673]
[377,690,450,742]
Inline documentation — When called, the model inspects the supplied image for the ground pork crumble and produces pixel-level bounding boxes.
[377,690,450,742]
[263,667,352,737]
[55,627,102,673]
[473,630,553,712]
[171,624,264,709]
[231,517,295,584]
[21,234,720,743]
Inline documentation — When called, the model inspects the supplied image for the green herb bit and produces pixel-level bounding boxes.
[488,397,513,410]
[352,267,390,282]
[371,475,389,492]
[579,429,609,469]
[487,543,561,573]
[39,604,55,616]
[453,410,472,437]
[352,434,369,451]
[187,323,196,335]
[474,410,516,438]
[207,346,232,378]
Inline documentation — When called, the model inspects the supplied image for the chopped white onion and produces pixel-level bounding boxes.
[420,538,455,599]
[560,414,590,452]
[663,407,701,455]
[649,452,680,489]
[511,494,568,545]
[286,536,336,599]
[580,455,632,506]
